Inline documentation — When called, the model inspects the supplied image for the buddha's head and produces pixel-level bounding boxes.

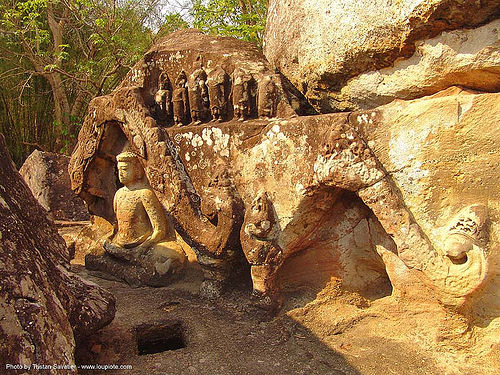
[116,152,144,186]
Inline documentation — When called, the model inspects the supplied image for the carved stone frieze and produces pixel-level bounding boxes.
[69,28,498,324]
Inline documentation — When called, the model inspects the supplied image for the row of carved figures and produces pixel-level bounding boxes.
[153,61,278,126]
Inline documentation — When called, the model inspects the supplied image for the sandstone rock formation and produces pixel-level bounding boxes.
[352,87,500,314]
[264,0,500,112]
[66,29,500,374]
[69,29,498,319]
[68,29,307,297]
[67,30,496,324]
[0,134,115,369]
[20,150,89,221]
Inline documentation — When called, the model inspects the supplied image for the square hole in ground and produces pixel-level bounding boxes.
[135,320,186,355]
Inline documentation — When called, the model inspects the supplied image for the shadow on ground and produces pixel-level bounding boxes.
[75,265,362,375]
[75,264,448,375]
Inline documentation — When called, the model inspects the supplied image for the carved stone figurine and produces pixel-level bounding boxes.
[188,59,210,125]
[172,71,189,126]
[207,66,229,122]
[85,152,186,287]
[241,191,282,311]
[435,203,489,310]
[444,204,488,264]
[197,166,244,298]
[154,72,173,124]
[232,68,252,121]
[258,75,278,119]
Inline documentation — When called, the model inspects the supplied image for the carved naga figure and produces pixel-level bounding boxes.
[435,204,489,307]
[241,191,283,310]
[375,203,490,312]
[188,58,210,125]
[207,66,230,122]
[172,71,189,126]
[315,121,491,313]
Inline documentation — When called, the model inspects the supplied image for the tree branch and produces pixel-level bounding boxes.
[22,141,47,152]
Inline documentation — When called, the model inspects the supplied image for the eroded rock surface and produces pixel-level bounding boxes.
[336,21,500,111]
[264,0,500,112]
[20,150,89,221]
[352,87,500,314]
[67,28,499,372]
[69,30,498,327]
[0,134,115,369]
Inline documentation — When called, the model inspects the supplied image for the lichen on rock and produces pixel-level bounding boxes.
[0,134,115,369]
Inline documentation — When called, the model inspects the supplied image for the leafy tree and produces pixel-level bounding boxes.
[191,0,267,47]
[0,73,55,166]
[0,0,269,165]
[156,12,189,39]
[0,0,153,155]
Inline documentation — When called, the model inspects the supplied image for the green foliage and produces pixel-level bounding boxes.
[191,0,267,47]
[59,0,153,95]
[1,0,51,54]
[0,0,269,165]
[156,13,189,39]
[0,0,154,163]
[0,75,57,166]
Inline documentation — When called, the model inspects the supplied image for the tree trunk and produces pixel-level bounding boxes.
[46,72,71,151]
[238,0,248,14]
[238,0,255,25]
[46,1,72,152]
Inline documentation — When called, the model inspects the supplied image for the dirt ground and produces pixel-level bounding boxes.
[72,263,499,375]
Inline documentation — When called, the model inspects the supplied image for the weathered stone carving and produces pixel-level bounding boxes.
[154,71,173,124]
[436,204,489,306]
[445,204,488,263]
[232,68,254,121]
[86,151,186,287]
[241,191,282,310]
[375,203,490,313]
[188,58,210,124]
[207,66,230,122]
[68,32,498,348]
[258,75,278,119]
[349,88,499,314]
[172,71,189,126]
[197,165,245,297]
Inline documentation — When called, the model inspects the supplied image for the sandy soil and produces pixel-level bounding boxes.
[72,264,500,375]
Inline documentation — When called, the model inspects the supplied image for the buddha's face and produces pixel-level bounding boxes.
[117,161,137,186]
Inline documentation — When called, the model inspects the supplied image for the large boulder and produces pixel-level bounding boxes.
[20,150,89,221]
[352,86,500,315]
[68,30,392,305]
[68,28,499,369]
[68,29,499,318]
[0,134,115,370]
[264,0,500,112]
